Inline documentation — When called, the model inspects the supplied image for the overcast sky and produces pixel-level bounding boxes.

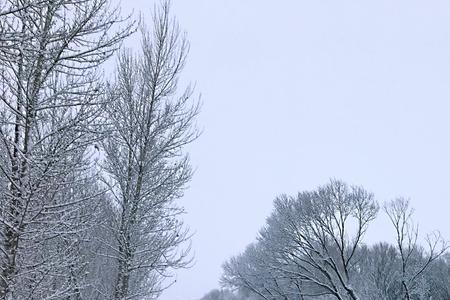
[121,1,450,299]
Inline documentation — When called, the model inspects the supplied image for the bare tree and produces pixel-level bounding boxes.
[199,288,255,300]
[223,185,450,300]
[101,3,199,299]
[223,242,308,300]
[0,0,132,298]
[426,253,450,300]
[223,180,379,300]
[352,243,403,300]
[385,198,449,300]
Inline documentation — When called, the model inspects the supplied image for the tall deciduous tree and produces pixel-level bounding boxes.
[223,180,379,300]
[223,182,450,300]
[101,3,199,299]
[385,198,448,300]
[0,0,132,298]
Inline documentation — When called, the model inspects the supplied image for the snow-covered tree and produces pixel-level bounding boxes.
[0,0,132,298]
[199,289,252,300]
[385,198,448,300]
[223,180,379,300]
[352,243,403,300]
[101,3,199,299]
[222,182,450,300]
[425,253,450,300]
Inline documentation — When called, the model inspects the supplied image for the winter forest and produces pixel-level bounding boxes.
[0,0,449,300]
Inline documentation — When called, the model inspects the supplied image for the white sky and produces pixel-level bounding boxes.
[120,1,450,299]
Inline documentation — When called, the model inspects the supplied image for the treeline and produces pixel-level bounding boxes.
[201,180,449,300]
[0,1,197,299]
